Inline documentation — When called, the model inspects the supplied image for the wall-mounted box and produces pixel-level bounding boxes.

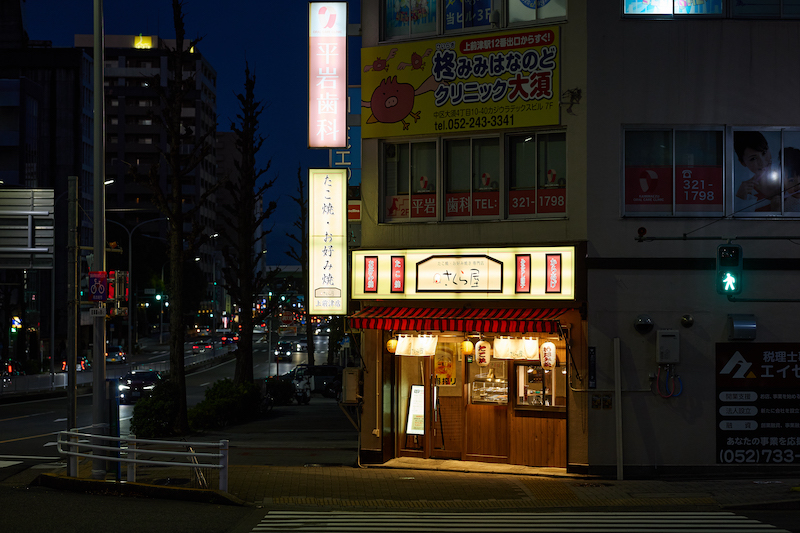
[656,329,680,364]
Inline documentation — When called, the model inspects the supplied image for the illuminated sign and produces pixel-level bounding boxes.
[308,2,348,149]
[352,246,575,300]
[309,168,347,315]
[134,34,153,49]
[361,26,560,138]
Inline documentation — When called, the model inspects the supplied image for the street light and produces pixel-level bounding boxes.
[106,218,166,357]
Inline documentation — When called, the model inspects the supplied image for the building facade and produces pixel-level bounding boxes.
[351,1,800,477]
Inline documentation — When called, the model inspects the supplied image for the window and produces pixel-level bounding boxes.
[509,0,567,23]
[382,131,566,222]
[384,0,436,40]
[509,132,566,216]
[445,0,492,31]
[623,0,800,17]
[624,129,723,216]
[445,137,499,218]
[624,127,800,217]
[383,141,437,221]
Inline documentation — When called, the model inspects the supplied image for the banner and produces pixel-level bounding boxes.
[361,27,560,138]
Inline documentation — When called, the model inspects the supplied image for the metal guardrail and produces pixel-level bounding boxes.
[57,425,229,492]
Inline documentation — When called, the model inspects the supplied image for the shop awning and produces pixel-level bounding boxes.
[348,307,567,334]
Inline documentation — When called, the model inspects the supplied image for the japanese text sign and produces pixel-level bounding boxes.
[361,26,560,138]
[716,343,800,465]
[309,168,347,315]
[309,2,348,148]
[352,246,574,300]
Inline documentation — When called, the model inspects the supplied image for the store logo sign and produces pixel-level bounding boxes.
[719,351,755,379]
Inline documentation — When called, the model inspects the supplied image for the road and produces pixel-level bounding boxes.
[0,334,332,481]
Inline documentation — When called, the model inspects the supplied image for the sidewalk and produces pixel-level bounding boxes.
[7,439,800,513]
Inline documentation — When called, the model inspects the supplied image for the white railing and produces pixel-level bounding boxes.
[57,426,229,492]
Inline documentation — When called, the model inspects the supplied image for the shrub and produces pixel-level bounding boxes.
[130,380,181,438]
[188,379,261,431]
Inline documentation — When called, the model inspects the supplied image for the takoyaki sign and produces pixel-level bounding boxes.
[361,27,560,138]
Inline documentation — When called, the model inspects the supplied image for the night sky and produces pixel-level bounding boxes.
[23,0,332,261]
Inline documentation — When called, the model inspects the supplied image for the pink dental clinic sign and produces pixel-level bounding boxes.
[308,2,348,149]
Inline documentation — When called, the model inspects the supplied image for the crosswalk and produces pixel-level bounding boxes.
[251,511,789,532]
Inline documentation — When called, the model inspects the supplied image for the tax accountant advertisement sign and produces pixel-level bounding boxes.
[361,27,560,138]
[716,343,800,465]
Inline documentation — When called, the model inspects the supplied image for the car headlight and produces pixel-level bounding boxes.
[119,384,130,391]
[144,384,155,390]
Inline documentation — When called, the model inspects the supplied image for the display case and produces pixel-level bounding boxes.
[515,362,566,411]
[469,360,508,404]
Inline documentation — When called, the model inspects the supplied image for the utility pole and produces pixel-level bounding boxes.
[67,176,78,436]
[91,0,108,480]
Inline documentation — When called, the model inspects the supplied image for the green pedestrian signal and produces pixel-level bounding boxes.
[716,244,742,295]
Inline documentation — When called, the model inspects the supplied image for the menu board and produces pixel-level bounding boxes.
[406,385,425,436]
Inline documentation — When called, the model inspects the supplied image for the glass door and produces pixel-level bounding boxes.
[395,339,466,459]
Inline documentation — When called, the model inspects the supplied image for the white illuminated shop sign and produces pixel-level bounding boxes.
[308,2,347,149]
[352,247,575,300]
[309,168,347,315]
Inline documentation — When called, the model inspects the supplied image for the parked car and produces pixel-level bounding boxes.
[118,370,162,404]
[105,345,126,364]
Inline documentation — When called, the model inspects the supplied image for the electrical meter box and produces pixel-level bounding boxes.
[342,368,361,404]
[656,329,680,364]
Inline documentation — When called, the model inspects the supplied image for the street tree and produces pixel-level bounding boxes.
[285,166,315,367]
[133,0,217,434]
[218,63,279,385]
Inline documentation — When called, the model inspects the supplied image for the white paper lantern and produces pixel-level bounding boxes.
[540,341,557,370]
[475,340,492,367]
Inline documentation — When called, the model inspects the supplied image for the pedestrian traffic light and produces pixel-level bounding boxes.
[716,244,742,295]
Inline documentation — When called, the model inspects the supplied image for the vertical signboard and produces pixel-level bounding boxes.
[716,343,800,465]
[309,168,347,315]
[309,2,348,149]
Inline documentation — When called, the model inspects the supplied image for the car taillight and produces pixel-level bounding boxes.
[7,365,12,373]
[80,360,86,370]
[61,361,66,371]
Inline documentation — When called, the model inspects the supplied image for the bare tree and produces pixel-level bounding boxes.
[134,0,217,433]
[285,166,315,367]
[218,62,278,385]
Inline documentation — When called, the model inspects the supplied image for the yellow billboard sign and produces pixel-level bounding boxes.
[361,27,560,138]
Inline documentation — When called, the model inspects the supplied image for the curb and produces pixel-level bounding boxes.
[32,473,246,506]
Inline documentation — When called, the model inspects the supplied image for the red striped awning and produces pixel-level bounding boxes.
[348,307,566,334]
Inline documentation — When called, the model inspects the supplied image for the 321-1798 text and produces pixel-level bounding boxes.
[435,114,514,131]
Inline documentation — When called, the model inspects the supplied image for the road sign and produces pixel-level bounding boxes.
[88,271,107,302]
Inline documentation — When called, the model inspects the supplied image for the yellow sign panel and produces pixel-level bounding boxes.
[134,35,153,49]
[361,27,560,138]
[353,246,574,300]
[309,168,348,315]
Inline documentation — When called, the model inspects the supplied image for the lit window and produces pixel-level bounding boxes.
[383,141,437,222]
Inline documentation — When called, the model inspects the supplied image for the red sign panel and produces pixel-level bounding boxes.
[364,256,378,293]
[545,254,561,294]
[515,254,531,293]
[624,165,673,213]
[676,165,723,213]
[391,256,405,293]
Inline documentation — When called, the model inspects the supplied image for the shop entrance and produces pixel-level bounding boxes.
[395,340,464,460]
